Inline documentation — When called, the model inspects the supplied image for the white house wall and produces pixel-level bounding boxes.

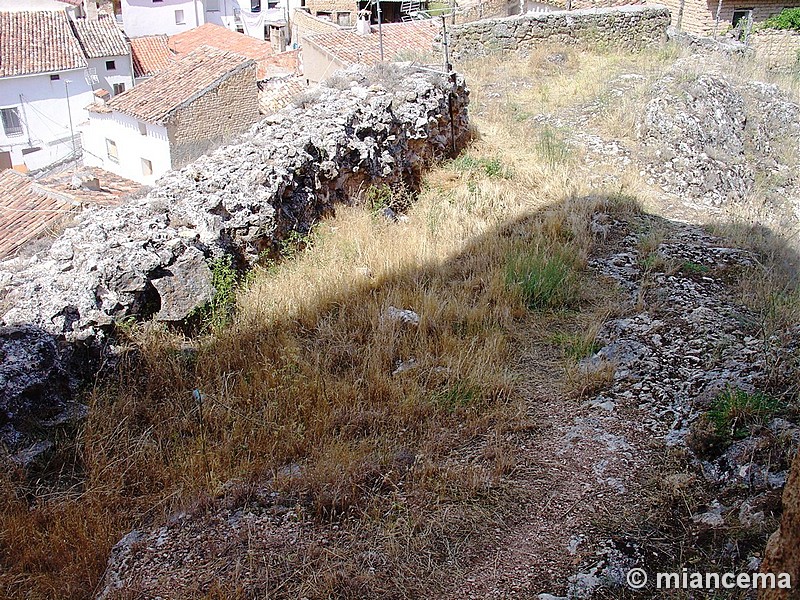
[87,56,135,97]
[0,0,74,11]
[82,111,171,185]
[122,0,294,40]
[0,70,94,171]
[122,0,203,36]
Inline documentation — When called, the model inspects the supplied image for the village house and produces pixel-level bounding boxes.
[119,0,300,41]
[0,9,132,172]
[303,18,438,82]
[129,23,307,112]
[82,47,259,184]
[302,0,428,26]
[0,0,89,15]
[129,34,174,82]
[655,0,800,34]
[170,22,282,74]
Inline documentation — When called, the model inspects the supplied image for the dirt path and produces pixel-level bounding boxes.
[443,318,654,599]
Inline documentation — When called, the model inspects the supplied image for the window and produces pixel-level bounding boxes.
[141,158,153,176]
[267,0,278,7]
[251,0,261,12]
[336,11,351,26]
[1,107,23,137]
[106,60,116,71]
[175,9,185,23]
[50,74,60,81]
[138,121,147,135]
[732,8,753,26]
[113,82,126,95]
[152,0,163,3]
[106,138,118,163]
[206,0,220,11]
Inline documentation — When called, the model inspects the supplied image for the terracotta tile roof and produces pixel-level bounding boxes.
[130,35,174,78]
[169,23,274,78]
[37,166,140,207]
[0,167,137,258]
[100,46,255,124]
[258,75,308,115]
[70,13,129,58]
[0,170,77,259]
[305,21,439,67]
[291,8,341,37]
[0,10,87,77]
[262,48,301,75]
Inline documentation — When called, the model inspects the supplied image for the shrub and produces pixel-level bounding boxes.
[190,255,241,331]
[763,8,800,30]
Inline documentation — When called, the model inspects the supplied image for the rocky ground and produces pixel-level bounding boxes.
[3,43,800,600]
[448,211,798,599]
[441,43,800,599]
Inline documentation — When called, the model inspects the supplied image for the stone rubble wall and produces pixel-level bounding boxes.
[0,64,470,458]
[749,28,800,72]
[0,65,470,345]
[447,4,671,59]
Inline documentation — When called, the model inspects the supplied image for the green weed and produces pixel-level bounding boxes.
[505,248,581,310]
[708,388,784,440]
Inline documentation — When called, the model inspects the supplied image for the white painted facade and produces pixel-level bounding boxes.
[121,0,204,36]
[121,0,299,39]
[0,0,76,11]
[82,110,171,185]
[0,70,94,171]
[87,55,136,96]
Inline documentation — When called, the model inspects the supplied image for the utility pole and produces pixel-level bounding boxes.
[64,80,76,159]
[376,0,384,61]
[441,14,451,73]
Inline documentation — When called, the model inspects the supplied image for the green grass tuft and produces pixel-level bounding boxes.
[708,388,784,440]
[505,248,581,311]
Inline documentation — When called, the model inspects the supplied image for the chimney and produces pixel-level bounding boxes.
[94,89,111,105]
[269,26,287,53]
[85,0,99,20]
[356,9,371,35]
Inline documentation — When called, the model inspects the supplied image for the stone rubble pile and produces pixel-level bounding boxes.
[556,214,799,598]
[638,68,800,208]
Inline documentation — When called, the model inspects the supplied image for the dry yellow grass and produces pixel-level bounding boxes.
[3,43,798,599]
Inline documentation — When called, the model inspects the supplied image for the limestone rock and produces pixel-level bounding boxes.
[0,325,79,458]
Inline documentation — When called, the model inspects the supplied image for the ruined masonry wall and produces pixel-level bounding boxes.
[447,4,671,58]
[750,28,800,72]
[0,66,471,342]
